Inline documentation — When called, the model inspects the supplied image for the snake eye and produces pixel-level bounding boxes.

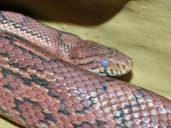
[100,60,109,68]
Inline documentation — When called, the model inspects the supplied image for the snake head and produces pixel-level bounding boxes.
[70,40,133,76]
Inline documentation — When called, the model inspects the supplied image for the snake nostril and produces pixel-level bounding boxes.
[100,60,109,68]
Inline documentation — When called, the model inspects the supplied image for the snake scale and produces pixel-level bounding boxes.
[0,11,171,128]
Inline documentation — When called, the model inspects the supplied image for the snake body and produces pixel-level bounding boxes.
[0,11,171,128]
[0,11,133,77]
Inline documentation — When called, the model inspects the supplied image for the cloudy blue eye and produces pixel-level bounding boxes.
[100,60,109,68]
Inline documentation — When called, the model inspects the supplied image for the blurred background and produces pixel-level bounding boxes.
[0,0,129,25]
[0,0,171,127]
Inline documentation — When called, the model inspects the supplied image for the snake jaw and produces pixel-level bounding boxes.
[89,56,133,76]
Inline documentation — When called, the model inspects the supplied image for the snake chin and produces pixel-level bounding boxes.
[90,61,133,77]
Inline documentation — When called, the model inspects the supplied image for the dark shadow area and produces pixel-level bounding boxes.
[116,71,133,82]
[0,0,130,26]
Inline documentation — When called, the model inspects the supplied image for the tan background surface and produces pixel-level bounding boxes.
[0,0,171,127]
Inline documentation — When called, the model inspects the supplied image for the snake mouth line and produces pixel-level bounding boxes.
[89,60,133,76]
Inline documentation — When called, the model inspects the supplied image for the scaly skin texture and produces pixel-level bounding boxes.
[0,11,133,76]
[0,11,171,128]
[0,30,171,128]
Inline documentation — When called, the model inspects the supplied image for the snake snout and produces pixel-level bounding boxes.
[97,54,133,76]
[89,56,133,77]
